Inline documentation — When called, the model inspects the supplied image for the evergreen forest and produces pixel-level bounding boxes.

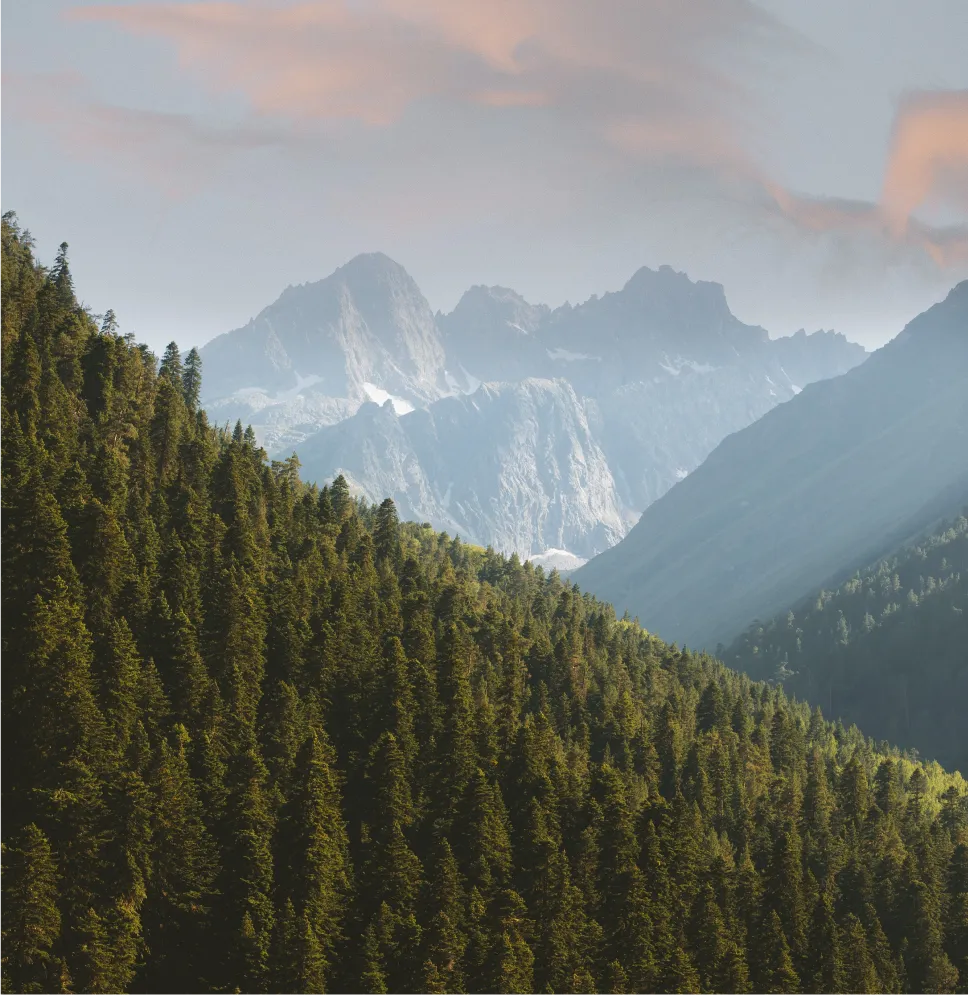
[3,211,968,994]
[724,514,968,774]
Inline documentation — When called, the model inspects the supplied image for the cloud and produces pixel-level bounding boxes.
[760,184,968,269]
[748,91,968,270]
[2,70,287,197]
[40,0,968,283]
[60,0,795,212]
[70,0,779,132]
[882,90,968,234]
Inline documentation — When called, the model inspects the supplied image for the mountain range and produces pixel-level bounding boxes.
[200,255,865,560]
[573,280,968,650]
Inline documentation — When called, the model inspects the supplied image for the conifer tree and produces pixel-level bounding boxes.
[359,921,388,994]
[182,347,202,410]
[1,824,62,994]
[374,497,402,566]
[807,891,844,993]
[485,890,535,994]
[219,747,275,992]
[754,910,801,994]
[159,341,184,387]
[421,835,467,992]
[140,726,219,992]
[840,914,882,994]
[278,730,350,986]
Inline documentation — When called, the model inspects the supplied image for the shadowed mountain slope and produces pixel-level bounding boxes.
[573,281,968,650]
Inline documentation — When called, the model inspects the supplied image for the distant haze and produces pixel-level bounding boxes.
[3,0,967,351]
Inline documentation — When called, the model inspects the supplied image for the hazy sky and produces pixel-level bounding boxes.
[4,0,968,351]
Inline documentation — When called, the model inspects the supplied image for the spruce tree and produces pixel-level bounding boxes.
[280,730,350,986]
[182,347,202,410]
[159,341,184,387]
[1,824,62,994]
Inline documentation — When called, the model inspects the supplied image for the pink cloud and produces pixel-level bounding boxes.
[761,183,968,269]
[882,90,968,235]
[70,0,775,131]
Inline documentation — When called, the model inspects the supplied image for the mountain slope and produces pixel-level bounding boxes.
[296,378,631,559]
[724,511,968,772]
[4,214,967,995]
[573,281,968,651]
[199,252,448,448]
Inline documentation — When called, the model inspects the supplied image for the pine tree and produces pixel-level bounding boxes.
[159,341,184,387]
[754,910,801,994]
[434,625,477,820]
[279,730,350,986]
[806,890,844,993]
[421,835,467,992]
[359,920,388,994]
[1,824,62,994]
[140,726,219,992]
[374,497,401,566]
[219,747,276,992]
[840,914,882,994]
[485,890,535,994]
[10,580,108,826]
[182,346,202,410]
[458,769,513,897]
[330,474,352,521]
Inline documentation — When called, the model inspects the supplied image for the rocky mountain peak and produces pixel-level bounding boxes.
[272,251,422,313]
[539,264,769,374]
[446,284,550,334]
[329,251,424,301]
[439,286,551,385]
[621,263,725,304]
[199,250,446,430]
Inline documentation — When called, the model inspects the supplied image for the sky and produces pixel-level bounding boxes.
[3,0,968,352]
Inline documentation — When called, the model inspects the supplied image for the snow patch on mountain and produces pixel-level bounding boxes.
[547,347,596,362]
[362,381,415,414]
[529,548,588,572]
[659,354,719,377]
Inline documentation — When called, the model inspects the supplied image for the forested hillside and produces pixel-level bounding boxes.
[723,513,968,775]
[3,211,968,995]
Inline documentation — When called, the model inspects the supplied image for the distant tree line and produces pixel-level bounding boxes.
[724,512,968,773]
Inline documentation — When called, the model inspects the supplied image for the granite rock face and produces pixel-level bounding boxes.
[297,378,632,560]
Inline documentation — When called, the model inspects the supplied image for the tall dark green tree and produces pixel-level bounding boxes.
[182,347,202,411]
[1,825,62,994]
